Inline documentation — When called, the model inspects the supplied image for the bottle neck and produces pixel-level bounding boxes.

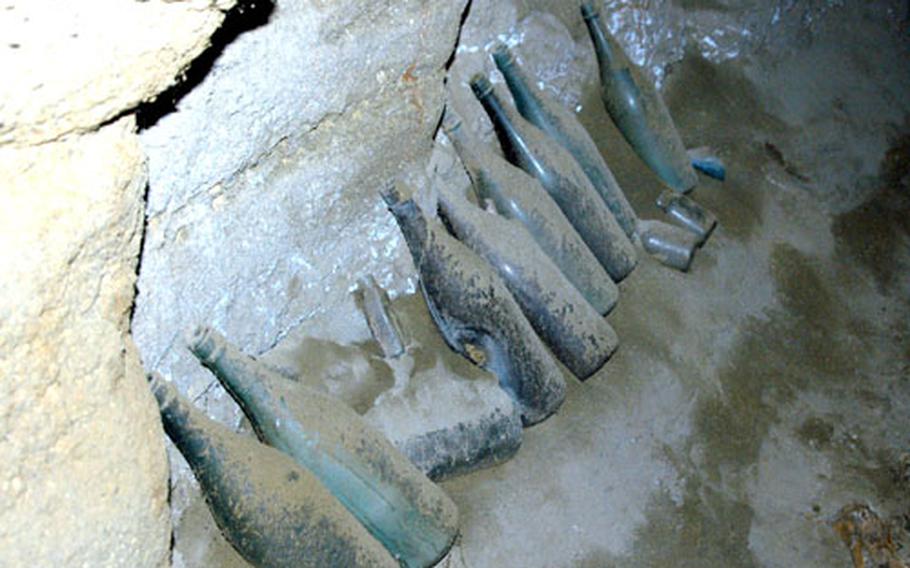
[389,199,429,266]
[149,375,216,467]
[494,53,540,118]
[584,11,616,75]
[446,123,482,177]
[435,186,476,242]
[475,88,528,166]
[188,329,272,440]
[445,123,492,202]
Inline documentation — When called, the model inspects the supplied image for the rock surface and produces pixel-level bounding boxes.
[0,0,236,146]
[0,0,240,565]
[0,118,170,566]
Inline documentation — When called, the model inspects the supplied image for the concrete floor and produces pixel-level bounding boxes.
[442,8,910,568]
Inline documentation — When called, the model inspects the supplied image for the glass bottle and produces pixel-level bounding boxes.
[492,43,638,239]
[382,180,566,426]
[187,327,459,568]
[470,74,637,282]
[443,113,618,315]
[437,183,618,381]
[581,3,698,193]
[656,189,718,245]
[147,373,397,568]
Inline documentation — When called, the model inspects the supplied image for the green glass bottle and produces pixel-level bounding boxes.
[469,74,637,282]
[147,373,397,568]
[581,3,698,193]
[382,180,566,425]
[436,183,618,381]
[492,44,638,239]
[443,113,618,316]
[187,327,459,568]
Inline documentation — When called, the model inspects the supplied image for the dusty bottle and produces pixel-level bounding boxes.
[382,180,566,425]
[636,219,700,272]
[147,373,397,568]
[469,74,637,282]
[656,189,717,245]
[355,275,406,359]
[492,44,638,239]
[437,183,618,380]
[581,3,698,194]
[188,327,459,568]
[442,113,618,315]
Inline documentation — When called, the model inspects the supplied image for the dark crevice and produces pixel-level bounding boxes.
[128,180,152,331]
[136,0,275,131]
[443,0,473,73]
[434,0,473,140]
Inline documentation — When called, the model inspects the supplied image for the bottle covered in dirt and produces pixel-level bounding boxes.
[636,218,700,272]
[656,189,717,245]
[355,275,406,359]
[436,182,618,381]
[147,373,398,568]
[381,180,566,426]
[469,74,637,282]
[581,3,698,193]
[187,327,459,568]
[442,112,618,316]
[491,43,639,239]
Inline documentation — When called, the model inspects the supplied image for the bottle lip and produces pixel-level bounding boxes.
[469,74,494,98]
[148,372,179,409]
[491,43,514,67]
[379,181,402,207]
[656,189,676,210]
[380,180,416,208]
[187,325,221,363]
[580,2,600,21]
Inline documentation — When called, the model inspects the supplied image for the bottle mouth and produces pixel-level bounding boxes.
[187,325,219,363]
[469,74,494,98]
[380,180,415,207]
[491,43,514,68]
[148,372,178,410]
[655,190,676,210]
[580,2,599,21]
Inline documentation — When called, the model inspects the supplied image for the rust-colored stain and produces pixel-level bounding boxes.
[402,62,418,84]
[401,61,424,121]
[833,503,908,568]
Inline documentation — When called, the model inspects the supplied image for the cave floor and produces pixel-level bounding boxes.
[441,16,910,568]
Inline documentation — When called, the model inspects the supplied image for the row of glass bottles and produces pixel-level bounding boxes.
[144,5,725,567]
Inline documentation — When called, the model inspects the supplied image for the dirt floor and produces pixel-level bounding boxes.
[441,7,910,568]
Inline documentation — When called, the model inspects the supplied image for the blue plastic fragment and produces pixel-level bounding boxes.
[687,147,726,181]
